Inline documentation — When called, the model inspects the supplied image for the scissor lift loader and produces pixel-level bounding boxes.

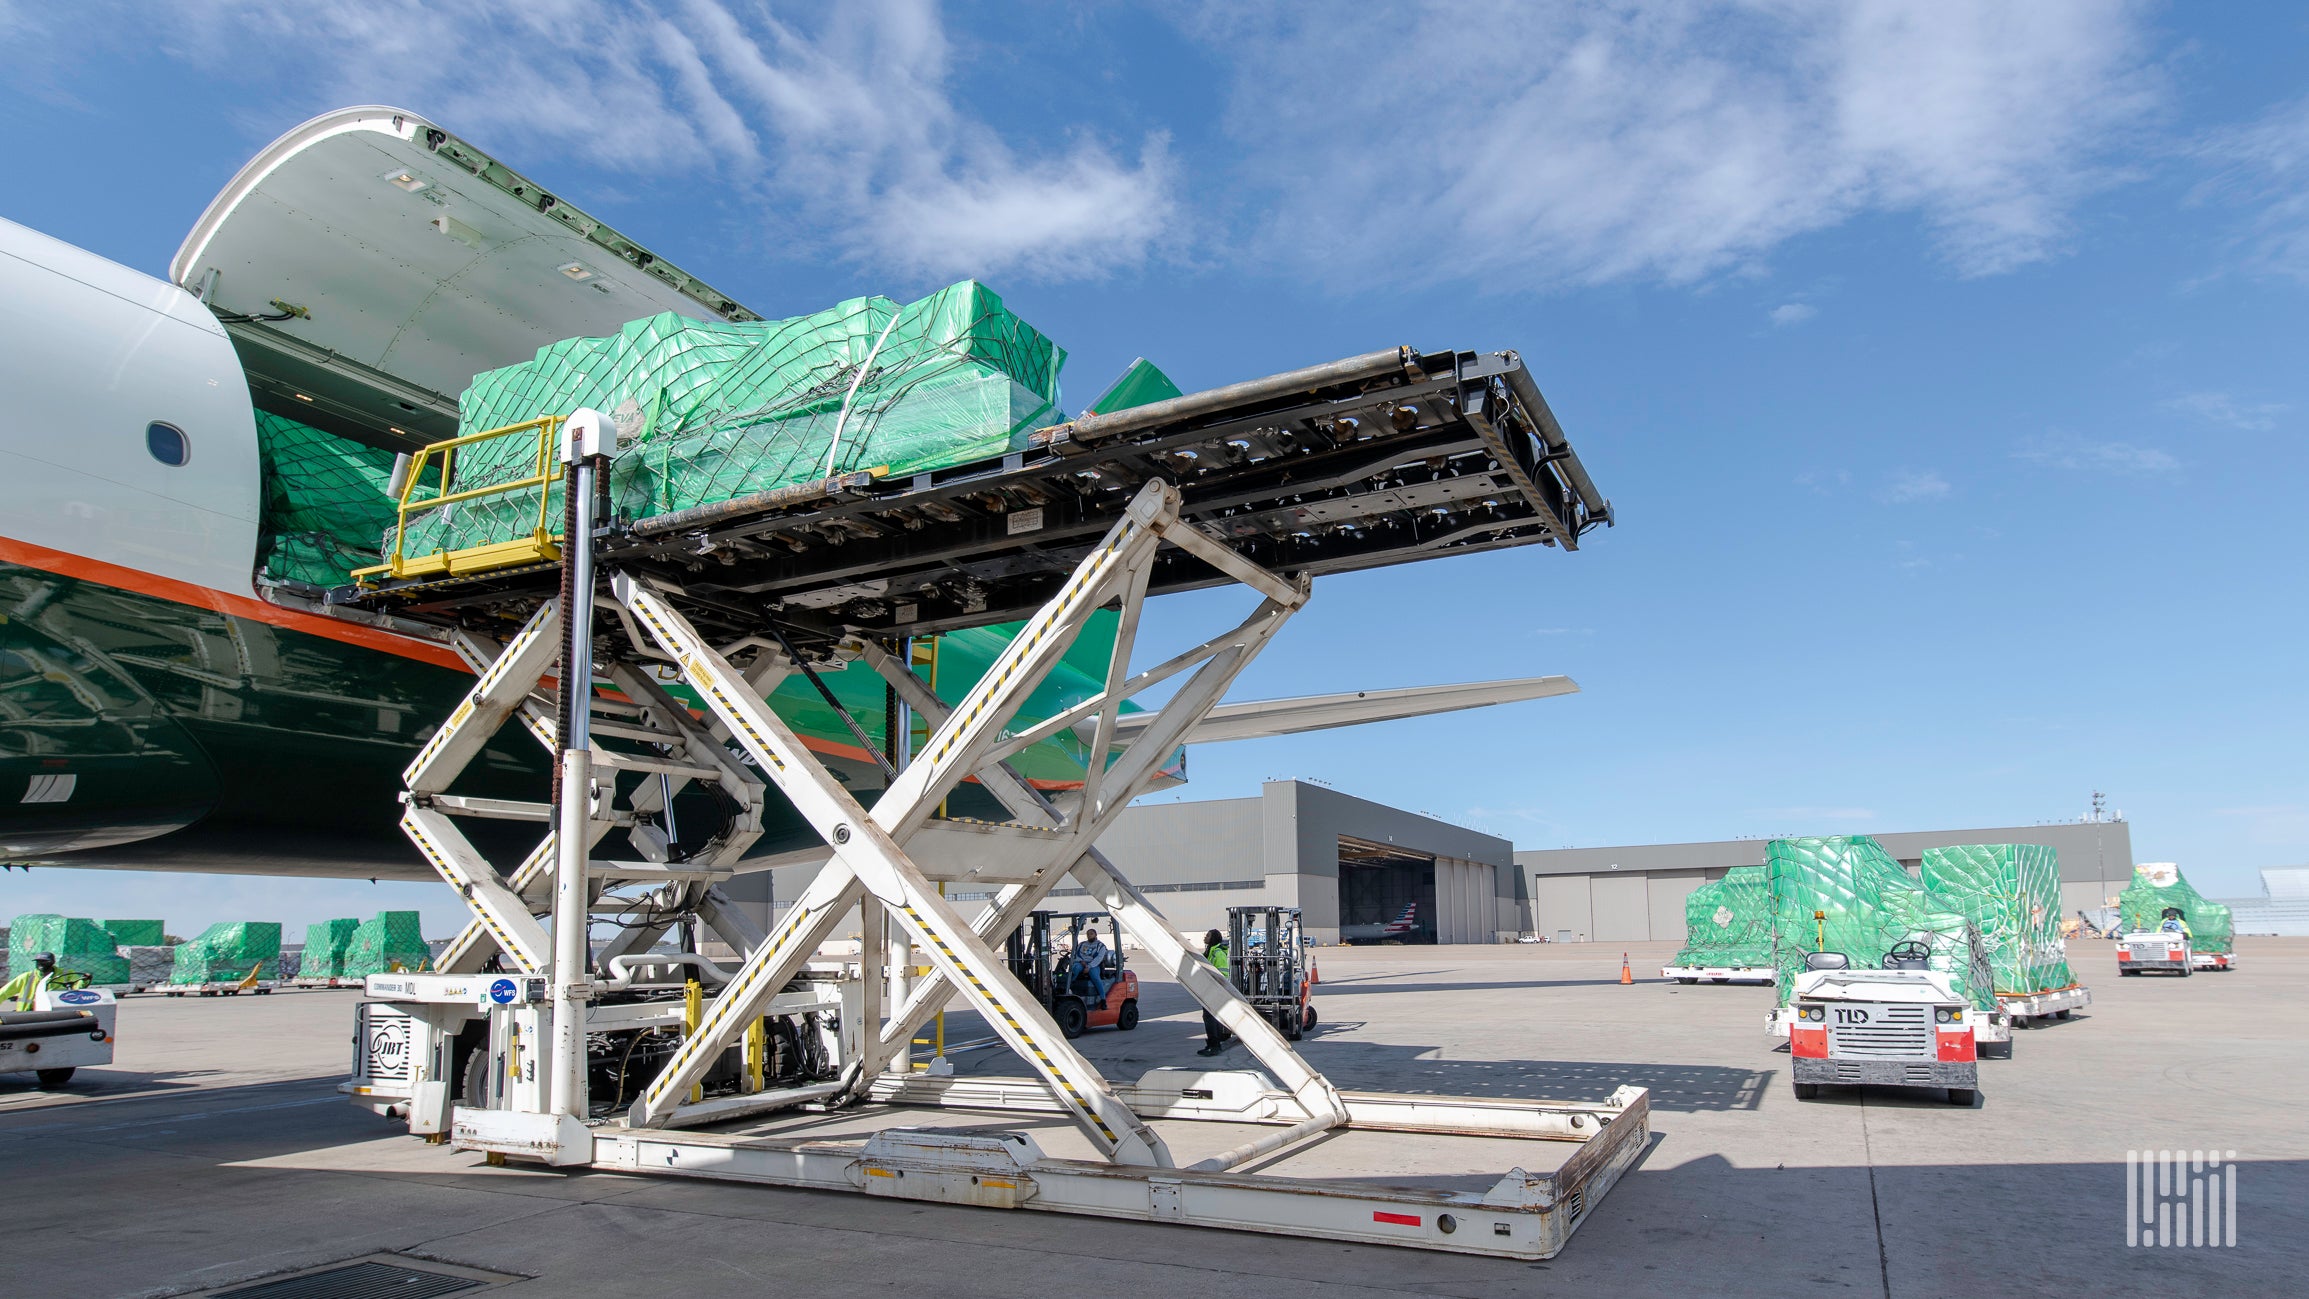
[339,346,1645,1259]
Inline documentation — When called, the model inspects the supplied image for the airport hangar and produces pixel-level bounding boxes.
[747,789,2137,947]
[1515,819,2141,945]
[746,779,1523,947]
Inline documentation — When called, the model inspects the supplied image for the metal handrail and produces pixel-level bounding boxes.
[365,415,563,579]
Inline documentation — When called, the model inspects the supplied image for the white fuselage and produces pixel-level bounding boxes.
[0,216,262,594]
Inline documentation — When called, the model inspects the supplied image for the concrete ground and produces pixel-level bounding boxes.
[4,937,2302,1298]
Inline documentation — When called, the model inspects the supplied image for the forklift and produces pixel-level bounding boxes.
[1004,911,1139,1038]
[1226,905,1319,1039]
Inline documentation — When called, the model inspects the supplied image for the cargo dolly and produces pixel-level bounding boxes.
[334,346,1644,1259]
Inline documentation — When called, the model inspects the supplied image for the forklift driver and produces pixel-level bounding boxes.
[1072,927,1114,1004]
[1198,929,1234,1057]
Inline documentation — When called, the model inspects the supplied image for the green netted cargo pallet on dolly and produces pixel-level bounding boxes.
[294,919,361,984]
[166,922,283,993]
[388,279,1065,562]
[343,911,431,977]
[1766,836,1995,1010]
[7,914,130,986]
[1665,866,1774,981]
[1919,845,2078,995]
[2118,865,2233,955]
[100,919,166,948]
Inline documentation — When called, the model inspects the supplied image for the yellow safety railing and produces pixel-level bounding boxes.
[353,415,565,582]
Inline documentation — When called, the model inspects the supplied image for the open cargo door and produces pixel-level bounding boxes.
[171,106,759,447]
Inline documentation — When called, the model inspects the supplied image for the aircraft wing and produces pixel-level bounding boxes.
[1103,676,1578,746]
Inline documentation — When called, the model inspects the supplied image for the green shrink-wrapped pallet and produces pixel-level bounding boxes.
[7,914,130,986]
[297,919,361,980]
[2117,864,2233,955]
[1672,866,1774,968]
[343,912,431,976]
[1766,836,1995,1008]
[391,280,1065,561]
[167,922,284,985]
[1919,844,2078,995]
[101,919,166,948]
[252,409,409,589]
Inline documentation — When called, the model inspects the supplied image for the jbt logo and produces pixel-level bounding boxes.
[489,978,519,1005]
[57,990,100,1005]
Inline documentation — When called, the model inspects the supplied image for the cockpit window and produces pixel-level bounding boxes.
[147,422,189,466]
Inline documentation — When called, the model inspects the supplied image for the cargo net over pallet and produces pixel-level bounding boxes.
[1766,836,1997,1010]
[2118,864,2233,954]
[1665,865,1773,981]
[1919,845,2079,997]
[331,341,1639,1259]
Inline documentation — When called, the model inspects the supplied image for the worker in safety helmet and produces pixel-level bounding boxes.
[2158,908,2192,938]
[2,952,58,1011]
[1196,929,1233,1057]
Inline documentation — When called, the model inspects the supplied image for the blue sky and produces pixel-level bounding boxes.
[3,1,2306,933]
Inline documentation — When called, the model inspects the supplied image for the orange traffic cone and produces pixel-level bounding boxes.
[1620,952,1634,985]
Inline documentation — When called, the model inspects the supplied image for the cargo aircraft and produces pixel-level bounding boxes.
[0,106,1583,887]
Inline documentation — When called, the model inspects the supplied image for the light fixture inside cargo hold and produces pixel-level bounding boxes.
[430,214,484,249]
[557,261,597,283]
[381,167,427,193]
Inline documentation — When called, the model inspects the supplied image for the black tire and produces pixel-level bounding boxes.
[2178,965,2193,978]
[1793,1081,1819,1100]
[1115,999,1139,1032]
[1677,977,1698,985]
[35,1068,75,1089]
[461,1044,491,1106]
[2055,1008,2072,1019]
[2119,968,2138,976]
[1947,1088,1976,1107]
[1281,1008,1303,1041]
[1301,1006,1318,1034]
[1055,998,1087,1039]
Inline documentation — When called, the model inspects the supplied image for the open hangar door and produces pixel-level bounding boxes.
[1338,836,1501,943]
[1337,837,1436,943]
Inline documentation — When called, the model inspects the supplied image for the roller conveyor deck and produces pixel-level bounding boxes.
[331,346,1608,649]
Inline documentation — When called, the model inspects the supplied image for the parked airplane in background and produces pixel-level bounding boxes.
[1340,903,1421,944]
[0,106,1579,885]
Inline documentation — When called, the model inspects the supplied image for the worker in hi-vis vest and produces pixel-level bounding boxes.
[2,952,57,1010]
[1197,930,1234,1057]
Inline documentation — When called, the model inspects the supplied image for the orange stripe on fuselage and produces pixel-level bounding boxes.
[0,535,1149,779]
[0,533,471,673]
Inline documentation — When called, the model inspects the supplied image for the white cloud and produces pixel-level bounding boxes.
[38,0,1177,284]
[2161,390,2286,431]
[2193,94,2309,283]
[1192,1,2160,289]
[2014,431,2178,475]
[1883,469,1950,503]
[1769,302,1817,326]
[1795,468,1851,495]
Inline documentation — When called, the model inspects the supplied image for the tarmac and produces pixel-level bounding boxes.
[3,937,2302,1298]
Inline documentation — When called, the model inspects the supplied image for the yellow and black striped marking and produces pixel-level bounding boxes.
[404,812,538,974]
[898,901,1120,1145]
[925,527,1135,773]
[641,900,820,1107]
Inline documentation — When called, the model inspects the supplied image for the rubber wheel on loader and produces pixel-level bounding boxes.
[1947,1088,1976,1107]
[1301,1006,1318,1034]
[1115,999,1139,1031]
[1793,1081,1820,1100]
[35,1068,74,1089]
[1055,998,1088,1039]
[1677,977,1698,985]
[2055,1008,2073,1019]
